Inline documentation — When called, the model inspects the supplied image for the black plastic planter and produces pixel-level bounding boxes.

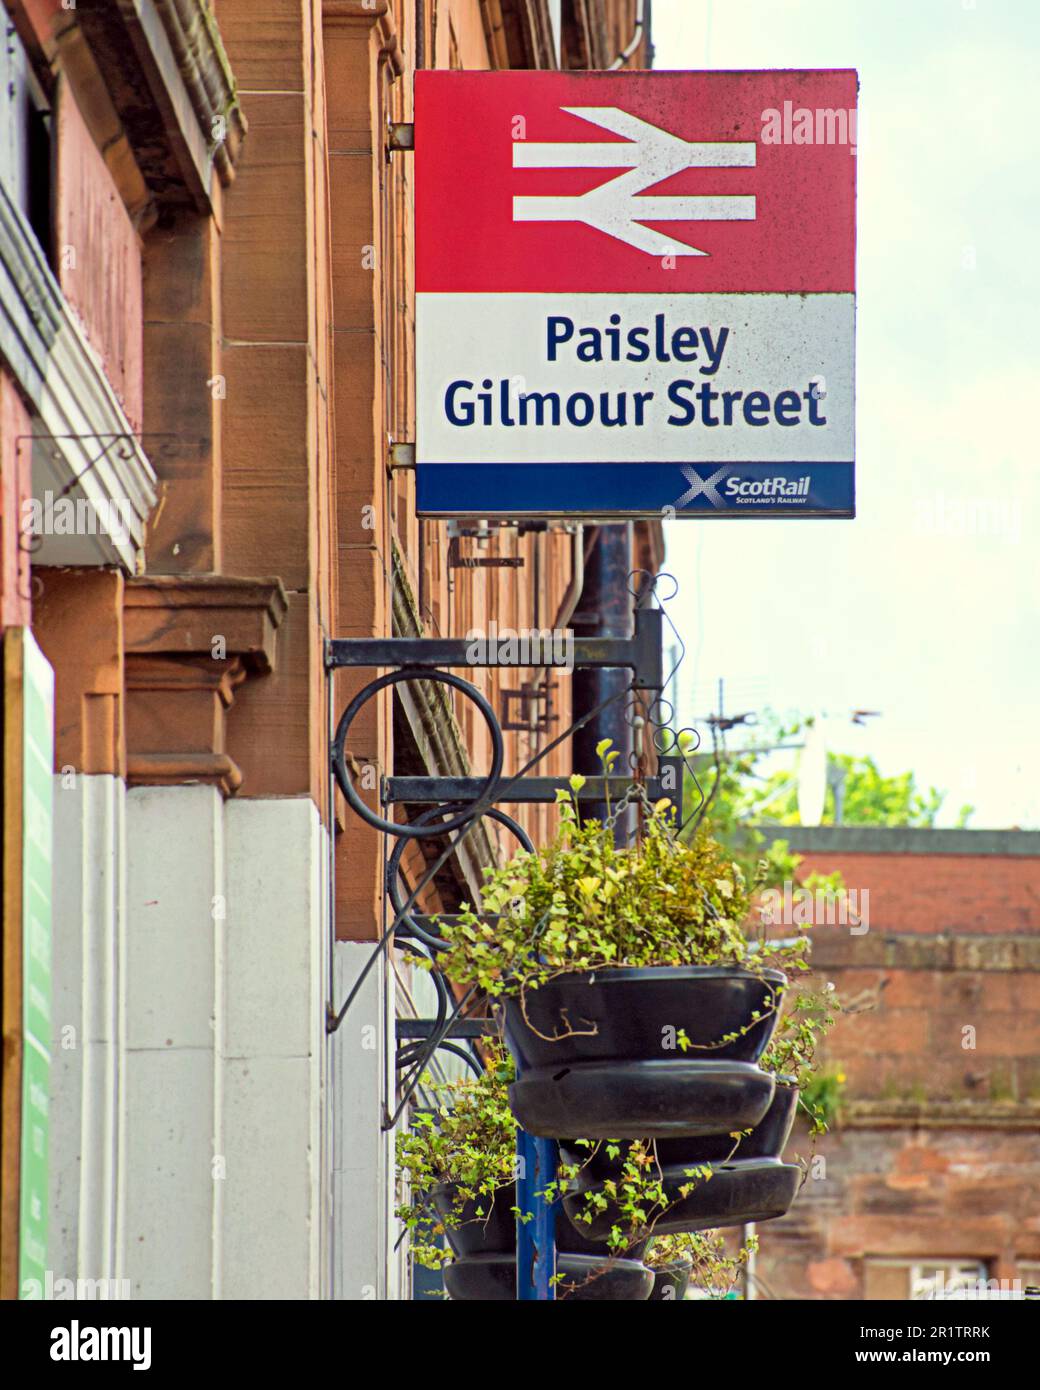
[565,1158,800,1239]
[560,1083,802,1241]
[443,1253,653,1302]
[504,966,785,1139]
[430,1182,653,1301]
[654,1077,799,1167]
[511,1058,776,1141]
[648,1258,692,1301]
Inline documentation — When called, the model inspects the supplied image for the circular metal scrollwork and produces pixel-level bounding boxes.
[331,666,505,839]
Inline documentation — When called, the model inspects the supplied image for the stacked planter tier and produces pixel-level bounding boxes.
[560,1082,802,1241]
[505,966,786,1138]
[502,965,799,1241]
[434,1183,653,1301]
[648,1258,693,1301]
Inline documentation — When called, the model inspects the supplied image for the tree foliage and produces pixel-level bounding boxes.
[683,712,972,891]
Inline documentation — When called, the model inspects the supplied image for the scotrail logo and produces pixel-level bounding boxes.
[676,466,811,509]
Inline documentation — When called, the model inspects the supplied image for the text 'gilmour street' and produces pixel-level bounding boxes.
[442,314,829,431]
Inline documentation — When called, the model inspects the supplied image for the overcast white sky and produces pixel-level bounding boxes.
[653,0,1039,828]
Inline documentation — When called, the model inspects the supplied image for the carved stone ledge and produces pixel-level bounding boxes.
[126,751,244,796]
[323,1,404,76]
[124,575,287,794]
[843,1099,1040,1131]
[74,0,248,212]
[810,932,1040,973]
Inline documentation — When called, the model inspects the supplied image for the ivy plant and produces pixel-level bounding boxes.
[395,1048,519,1270]
[647,1229,759,1298]
[546,1138,716,1258]
[427,745,808,1005]
[760,984,842,1136]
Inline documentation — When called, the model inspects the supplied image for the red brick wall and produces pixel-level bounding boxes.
[762,1125,1040,1300]
[796,850,1040,934]
[756,834,1040,1298]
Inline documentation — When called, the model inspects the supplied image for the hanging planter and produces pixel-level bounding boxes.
[429,761,800,1139]
[396,1046,652,1301]
[648,1257,692,1302]
[505,964,784,1138]
[550,983,845,1246]
[560,1082,801,1241]
[645,1230,758,1300]
[434,1182,653,1302]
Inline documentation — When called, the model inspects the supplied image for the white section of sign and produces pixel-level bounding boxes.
[417,292,853,465]
[513,107,756,256]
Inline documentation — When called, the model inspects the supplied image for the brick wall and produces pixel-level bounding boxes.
[751,827,1040,1299]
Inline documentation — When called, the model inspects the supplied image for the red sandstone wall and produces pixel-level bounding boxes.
[756,838,1040,1298]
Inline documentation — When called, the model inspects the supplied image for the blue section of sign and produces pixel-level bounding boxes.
[416,463,854,518]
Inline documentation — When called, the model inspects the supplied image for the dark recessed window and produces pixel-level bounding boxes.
[1,21,53,265]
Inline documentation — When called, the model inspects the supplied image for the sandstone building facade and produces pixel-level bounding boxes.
[1,0,655,1300]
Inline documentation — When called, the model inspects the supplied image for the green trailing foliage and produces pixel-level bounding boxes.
[760,983,841,1136]
[397,743,850,1278]
[546,1138,715,1257]
[394,1047,519,1270]
[646,1229,758,1298]
[425,743,809,1001]
[799,1065,848,1132]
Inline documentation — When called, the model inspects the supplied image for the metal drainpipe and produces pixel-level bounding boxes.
[551,524,585,632]
[571,523,634,833]
[415,0,425,69]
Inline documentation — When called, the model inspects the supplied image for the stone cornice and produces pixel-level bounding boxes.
[123,575,287,673]
[810,931,1040,973]
[73,0,247,212]
[756,824,1040,857]
[323,1,403,76]
[124,575,287,795]
[842,1099,1040,1131]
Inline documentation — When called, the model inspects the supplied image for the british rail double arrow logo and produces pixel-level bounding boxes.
[512,107,757,257]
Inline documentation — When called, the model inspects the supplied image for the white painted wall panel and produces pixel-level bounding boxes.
[333,942,394,1300]
[121,784,222,1298]
[119,1049,214,1299]
[50,784,335,1300]
[49,774,122,1287]
[124,785,220,1052]
[220,798,328,1299]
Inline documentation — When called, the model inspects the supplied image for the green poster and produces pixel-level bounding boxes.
[19,631,53,1294]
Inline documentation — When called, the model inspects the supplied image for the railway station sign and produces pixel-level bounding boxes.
[415,70,857,518]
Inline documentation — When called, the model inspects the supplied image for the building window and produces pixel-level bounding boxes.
[909,1261,989,1299]
[865,1258,990,1300]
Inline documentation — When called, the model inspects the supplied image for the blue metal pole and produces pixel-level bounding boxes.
[516,1127,556,1300]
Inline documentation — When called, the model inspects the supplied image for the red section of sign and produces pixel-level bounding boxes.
[415,70,857,294]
